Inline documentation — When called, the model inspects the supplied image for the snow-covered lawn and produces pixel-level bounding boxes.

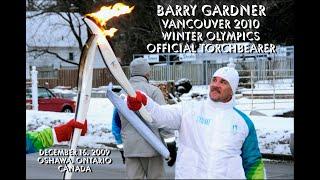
[26,98,115,149]
[241,89,293,95]
[250,116,293,155]
[252,79,294,89]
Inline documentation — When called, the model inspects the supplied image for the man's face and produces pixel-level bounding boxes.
[209,76,233,103]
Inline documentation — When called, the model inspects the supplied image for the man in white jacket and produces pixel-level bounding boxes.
[126,65,266,179]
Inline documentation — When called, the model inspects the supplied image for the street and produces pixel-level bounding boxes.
[26,147,293,179]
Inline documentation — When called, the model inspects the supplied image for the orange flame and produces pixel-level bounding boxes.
[103,28,118,37]
[86,3,134,37]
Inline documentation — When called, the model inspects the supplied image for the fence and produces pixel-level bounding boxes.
[34,60,293,111]
[35,58,293,88]
[236,69,294,111]
[149,58,294,85]
[37,68,120,88]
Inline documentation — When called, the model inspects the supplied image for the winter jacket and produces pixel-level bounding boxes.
[119,76,174,157]
[26,128,55,154]
[144,95,266,179]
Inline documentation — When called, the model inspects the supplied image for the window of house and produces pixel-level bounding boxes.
[69,52,74,61]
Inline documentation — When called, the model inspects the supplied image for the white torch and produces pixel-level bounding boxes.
[83,3,153,123]
[63,34,98,180]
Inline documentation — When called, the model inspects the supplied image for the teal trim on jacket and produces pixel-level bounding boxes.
[234,108,265,179]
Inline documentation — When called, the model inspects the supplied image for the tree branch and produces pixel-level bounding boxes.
[56,12,84,51]
[67,12,84,50]
[27,48,79,66]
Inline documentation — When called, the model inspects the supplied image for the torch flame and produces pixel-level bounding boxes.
[103,28,118,38]
[86,3,134,37]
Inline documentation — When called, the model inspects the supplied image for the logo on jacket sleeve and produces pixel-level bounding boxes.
[232,124,240,134]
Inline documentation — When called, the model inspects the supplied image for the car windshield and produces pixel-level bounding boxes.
[38,88,53,98]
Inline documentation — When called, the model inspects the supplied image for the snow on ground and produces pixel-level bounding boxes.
[253,79,294,89]
[248,116,293,155]
[179,85,209,101]
[26,98,116,149]
[241,89,293,95]
[236,97,294,113]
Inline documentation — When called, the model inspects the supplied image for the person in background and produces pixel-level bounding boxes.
[26,119,87,154]
[115,57,176,179]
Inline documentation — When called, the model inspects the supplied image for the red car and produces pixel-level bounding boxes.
[26,87,76,113]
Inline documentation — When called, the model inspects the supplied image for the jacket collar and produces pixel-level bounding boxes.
[206,95,235,109]
[129,76,149,83]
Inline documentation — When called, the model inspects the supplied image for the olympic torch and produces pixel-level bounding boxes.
[63,34,98,179]
[83,3,153,123]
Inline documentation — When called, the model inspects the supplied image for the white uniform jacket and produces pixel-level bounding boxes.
[145,96,265,179]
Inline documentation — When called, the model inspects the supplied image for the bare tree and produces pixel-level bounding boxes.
[26,0,95,66]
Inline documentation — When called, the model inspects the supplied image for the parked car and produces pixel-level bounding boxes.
[26,87,76,113]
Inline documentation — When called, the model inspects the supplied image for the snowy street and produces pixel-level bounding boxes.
[26,146,293,179]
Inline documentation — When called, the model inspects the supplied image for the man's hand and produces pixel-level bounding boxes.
[127,90,147,111]
[54,119,88,142]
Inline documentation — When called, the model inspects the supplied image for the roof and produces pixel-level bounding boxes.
[26,11,88,48]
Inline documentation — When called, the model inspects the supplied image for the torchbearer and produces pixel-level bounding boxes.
[126,66,266,179]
